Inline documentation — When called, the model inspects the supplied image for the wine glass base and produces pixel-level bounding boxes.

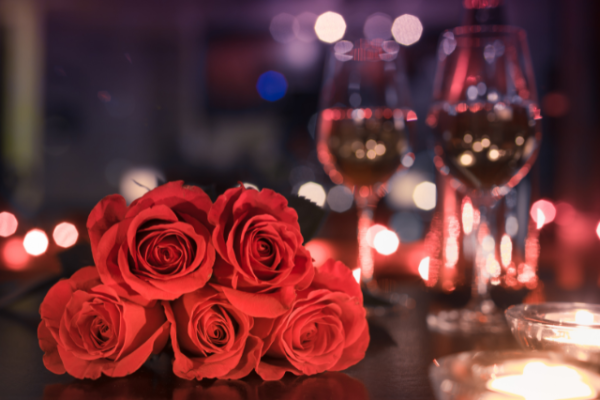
[427,305,509,335]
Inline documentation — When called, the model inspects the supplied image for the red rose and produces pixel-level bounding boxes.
[256,259,369,380]
[208,186,314,317]
[164,285,262,380]
[87,181,215,304]
[38,267,170,379]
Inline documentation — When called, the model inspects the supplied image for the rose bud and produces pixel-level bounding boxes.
[208,186,314,317]
[87,181,215,304]
[256,259,369,380]
[38,267,170,379]
[164,286,262,380]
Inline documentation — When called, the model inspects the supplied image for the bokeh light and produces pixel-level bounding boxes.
[500,234,512,267]
[391,14,423,46]
[363,13,393,40]
[352,268,361,284]
[412,181,437,211]
[53,222,79,248]
[505,215,519,237]
[23,229,49,256]
[305,239,333,266]
[120,167,162,204]
[0,212,18,237]
[298,182,327,207]
[530,199,556,227]
[462,197,474,234]
[3,237,29,270]
[596,221,600,241]
[418,256,430,281]
[387,170,429,209]
[373,229,400,256]
[366,224,387,248]
[327,185,353,212]
[270,13,298,44]
[314,11,346,43]
[256,71,288,102]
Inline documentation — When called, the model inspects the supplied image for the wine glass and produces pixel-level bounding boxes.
[426,25,541,333]
[316,39,415,299]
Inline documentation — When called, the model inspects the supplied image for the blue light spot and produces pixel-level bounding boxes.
[257,71,287,102]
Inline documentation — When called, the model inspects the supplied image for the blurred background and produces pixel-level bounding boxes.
[0,0,598,304]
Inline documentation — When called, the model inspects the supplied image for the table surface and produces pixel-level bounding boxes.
[0,283,531,400]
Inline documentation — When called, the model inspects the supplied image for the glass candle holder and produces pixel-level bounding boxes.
[430,350,600,400]
[506,302,600,365]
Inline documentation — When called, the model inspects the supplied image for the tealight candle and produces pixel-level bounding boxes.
[487,361,597,400]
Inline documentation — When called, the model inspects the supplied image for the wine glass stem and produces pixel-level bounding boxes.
[469,206,496,313]
[357,200,376,283]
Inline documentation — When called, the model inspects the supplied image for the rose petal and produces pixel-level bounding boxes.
[310,259,362,301]
[38,321,66,375]
[87,194,127,259]
[126,181,212,225]
[216,284,296,318]
[329,322,370,372]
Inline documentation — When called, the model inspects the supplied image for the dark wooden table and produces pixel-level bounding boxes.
[0,283,526,400]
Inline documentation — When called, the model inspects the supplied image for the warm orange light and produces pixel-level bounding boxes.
[418,256,430,281]
[530,199,556,227]
[373,229,400,256]
[53,222,78,248]
[596,222,600,240]
[500,234,512,267]
[23,229,49,256]
[462,197,474,234]
[3,237,29,270]
[0,212,18,238]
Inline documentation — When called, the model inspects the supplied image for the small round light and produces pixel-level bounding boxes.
[373,229,400,255]
[53,222,79,248]
[412,181,437,211]
[298,182,327,207]
[23,229,49,256]
[256,71,288,102]
[0,212,18,237]
[391,14,423,46]
[314,12,346,43]
[3,237,29,270]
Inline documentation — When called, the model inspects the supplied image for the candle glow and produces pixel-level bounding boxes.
[487,361,597,400]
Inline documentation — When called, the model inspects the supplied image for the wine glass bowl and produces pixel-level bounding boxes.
[427,25,541,206]
[426,25,541,333]
[316,39,415,285]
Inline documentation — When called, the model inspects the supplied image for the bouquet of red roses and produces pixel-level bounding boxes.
[38,181,369,380]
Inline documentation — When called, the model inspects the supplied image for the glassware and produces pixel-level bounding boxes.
[316,39,415,294]
[426,25,542,333]
[429,350,600,400]
[506,302,600,365]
